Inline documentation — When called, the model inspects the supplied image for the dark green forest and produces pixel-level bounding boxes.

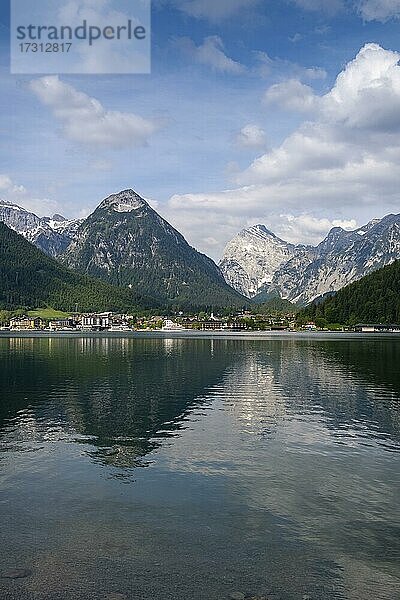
[255,296,298,314]
[0,222,153,312]
[299,260,400,326]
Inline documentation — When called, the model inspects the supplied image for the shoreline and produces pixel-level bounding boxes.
[0,330,399,340]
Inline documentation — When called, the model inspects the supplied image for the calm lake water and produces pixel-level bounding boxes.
[0,334,399,600]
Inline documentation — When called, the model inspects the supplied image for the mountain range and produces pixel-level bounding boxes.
[220,216,400,305]
[0,191,244,310]
[1,192,399,309]
[0,199,82,257]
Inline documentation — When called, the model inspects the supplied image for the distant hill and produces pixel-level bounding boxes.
[299,260,400,325]
[254,294,298,314]
[0,222,152,313]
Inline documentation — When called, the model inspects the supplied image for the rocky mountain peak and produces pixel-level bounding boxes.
[62,188,244,308]
[221,213,400,304]
[316,226,351,255]
[98,189,149,214]
[246,224,276,238]
[0,199,81,257]
[0,198,28,211]
[219,224,300,297]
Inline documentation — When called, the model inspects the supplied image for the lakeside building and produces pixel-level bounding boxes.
[201,320,247,331]
[354,324,400,333]
[81,312,112,331]
[162,319,184,331]
[9,316,42,330]
[49,318,77,331]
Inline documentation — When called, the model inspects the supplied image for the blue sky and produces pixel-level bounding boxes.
[1,0,400,259]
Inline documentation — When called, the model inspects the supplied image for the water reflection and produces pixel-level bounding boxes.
[1,336,400,464]
[0,337,233,467]
[0,335,399,600]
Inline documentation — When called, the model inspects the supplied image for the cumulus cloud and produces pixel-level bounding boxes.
[278,214,358,242]
[241,44,400,183]
[177,36,245,74]
[236,124,267,148]
[320,43,400,130]
[162,189,362,257]
[170,0,260,22]
[29,76,159,149]
[357,0,400,21]
[165,43,400,260]
[264,79,318,113]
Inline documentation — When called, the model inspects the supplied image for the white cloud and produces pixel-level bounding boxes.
[278,214,358,243]
[0,175,14,191]
[162,189,362,257]
[29,76,159,149]
[357,0,400,21]
[292,0,400,22]
[55,0,150,73]
[236,124,267,148]
[0,174,62,217]
[320,43,400,131]
[178,36,246,74]
[165,44,400,260]
[264,79,318,113]
[242,44,400,183]
[253,51,327,81]
[0,174,26,194]
[171,0,260,21]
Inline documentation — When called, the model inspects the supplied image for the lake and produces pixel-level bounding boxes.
[0,334,399,600]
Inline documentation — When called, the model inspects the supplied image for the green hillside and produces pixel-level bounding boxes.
[255,296,298,314]
[0,222,152,313]
[63,190,246,311]
[299,260,400,326]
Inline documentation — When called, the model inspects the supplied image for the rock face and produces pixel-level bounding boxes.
[0,199,82,257]
[62,189,244,308]
[219,224,307,297]
[220,215,400,305]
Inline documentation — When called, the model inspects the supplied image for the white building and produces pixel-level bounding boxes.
[162,319,184,331]
[81,312,112,331]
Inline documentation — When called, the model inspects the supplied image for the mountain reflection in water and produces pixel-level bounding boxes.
[0,335,399,600]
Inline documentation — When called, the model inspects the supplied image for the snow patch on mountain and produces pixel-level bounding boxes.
[0,199,81,257]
